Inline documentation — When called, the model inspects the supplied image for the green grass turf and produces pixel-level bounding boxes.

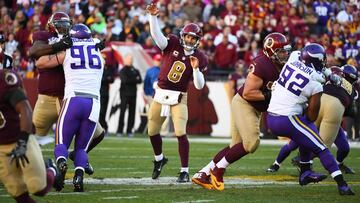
[0,135,359,203]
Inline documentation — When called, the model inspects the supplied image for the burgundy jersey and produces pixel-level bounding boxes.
[323,79,356,110]
[32,31,65,97]
[237,53,280,112]
[157,35,208,92]
[0,69,24,144]
[229,72,246,96]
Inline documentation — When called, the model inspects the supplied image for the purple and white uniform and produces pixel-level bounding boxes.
[55,37,104,170]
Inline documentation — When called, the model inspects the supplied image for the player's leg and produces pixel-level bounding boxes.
[147,100,167,179]
[171,95,189,182]
[288,115,354,195]
[54,98,80,188]
[32,94,58,145]
[0,142,33,203]
[266,140,299,172]
[335,127,355,174]
[22,135,62,194]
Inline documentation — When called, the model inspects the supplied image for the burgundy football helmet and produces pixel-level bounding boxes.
[330,66,343,77]
[263,32,291,64]
[47,12,72,36]
[180,23,203,51]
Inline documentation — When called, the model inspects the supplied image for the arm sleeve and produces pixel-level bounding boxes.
[193,68,205,90]
[148,14,168,50]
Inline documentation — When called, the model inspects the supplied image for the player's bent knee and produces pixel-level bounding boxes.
[244,138,260,153]
[27,178,46,195]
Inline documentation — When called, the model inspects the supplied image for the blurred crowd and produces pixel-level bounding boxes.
[0,0,359,80]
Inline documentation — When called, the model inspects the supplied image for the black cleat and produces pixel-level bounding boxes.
[177,171,190,183]
[266,163,280,173]
[45,159,64,191]
[339,163,355,174]
[152,157,168,179]
[56,158,68,191]
[338,185,355,195]
[73,174,84,192]
[299,170,327,186]
[69,151,94,175]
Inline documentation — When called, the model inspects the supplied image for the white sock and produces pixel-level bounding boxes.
[199,160,215,175]
[274,160,280,166]
[216,157,230,169]
[154,153,164,162]
[180,167,189,173]
[48,167,56,176]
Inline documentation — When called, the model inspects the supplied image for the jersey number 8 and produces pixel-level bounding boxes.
[70,45,101,69]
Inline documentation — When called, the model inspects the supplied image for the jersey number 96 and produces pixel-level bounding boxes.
[70,45,101,69]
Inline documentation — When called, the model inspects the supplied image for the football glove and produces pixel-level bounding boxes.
[52,35,73,52]
[328,73,342,86]
[262,89,272,103]
[95,40,106,51]
[7,132,29,168]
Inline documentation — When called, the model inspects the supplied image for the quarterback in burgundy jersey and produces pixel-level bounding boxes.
[0,69,63,202]
[146,3,208,183]
[193,32,291,191]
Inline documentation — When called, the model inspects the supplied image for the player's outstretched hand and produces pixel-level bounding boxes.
[146,3,159,16]
[7,138,29,168]
[190,56,199,69]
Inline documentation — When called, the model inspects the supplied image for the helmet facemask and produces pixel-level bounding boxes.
[181,33,200,52]
[272,45,292,65]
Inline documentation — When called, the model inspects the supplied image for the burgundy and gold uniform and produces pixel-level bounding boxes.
[157,35,208,92]
[32,31,65,136]
[0,69,50,197]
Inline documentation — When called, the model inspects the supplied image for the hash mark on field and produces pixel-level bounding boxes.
[102,196,138,200]
[173,200,215,203]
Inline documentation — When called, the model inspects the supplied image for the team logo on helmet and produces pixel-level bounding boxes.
[5,72,18,86]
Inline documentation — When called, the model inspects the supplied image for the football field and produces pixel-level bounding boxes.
[1,135,359,203]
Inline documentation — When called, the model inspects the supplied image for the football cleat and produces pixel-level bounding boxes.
[338,185,355,195]
[152,157,168,179]
[339,163,355,174]
[177,171,190,183]
[73,174,84,192]
[266,163,280,173]
[45,159,64,191]
[56,158,68,191]
[69,151,94,175]
[210,166,225,191]
[299,170,327,186]
[192,172,213,189]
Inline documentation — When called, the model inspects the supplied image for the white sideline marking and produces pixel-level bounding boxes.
[173,200,215,203]
[102,196,138,200]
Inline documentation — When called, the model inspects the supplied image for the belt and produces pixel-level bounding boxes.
[74,91,98,100]
[268,112,281,116]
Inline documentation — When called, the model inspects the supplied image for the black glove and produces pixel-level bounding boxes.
[262,89,272,103]
[52,35,73,52]
[7,132,29,168]
[95,40,106,51]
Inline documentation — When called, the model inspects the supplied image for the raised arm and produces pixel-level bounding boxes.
[29,40,55,59]
[146,4,168,50]
[35,51,65,69]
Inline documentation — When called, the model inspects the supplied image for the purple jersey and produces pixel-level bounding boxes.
[32,31,65,97]
[157,35,208,92]
[237,53,279,112]
[0,69,25,144]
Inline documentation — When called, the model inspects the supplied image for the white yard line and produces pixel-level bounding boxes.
[102,196,138,200]
[173,200,215,203]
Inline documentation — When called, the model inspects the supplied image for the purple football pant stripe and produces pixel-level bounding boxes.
[54,97,96,169]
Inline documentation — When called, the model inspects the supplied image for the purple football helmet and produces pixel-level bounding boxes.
[69,23,92,39]
[341,64,358,85]
[300,43,326,71]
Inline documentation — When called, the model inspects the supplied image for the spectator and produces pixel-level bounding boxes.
[213,34,237,78]
[116,54,142,137]
[183,0,202,22]
[336,2,355,25]
[312,0,333,35]
[227,60,246,97]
